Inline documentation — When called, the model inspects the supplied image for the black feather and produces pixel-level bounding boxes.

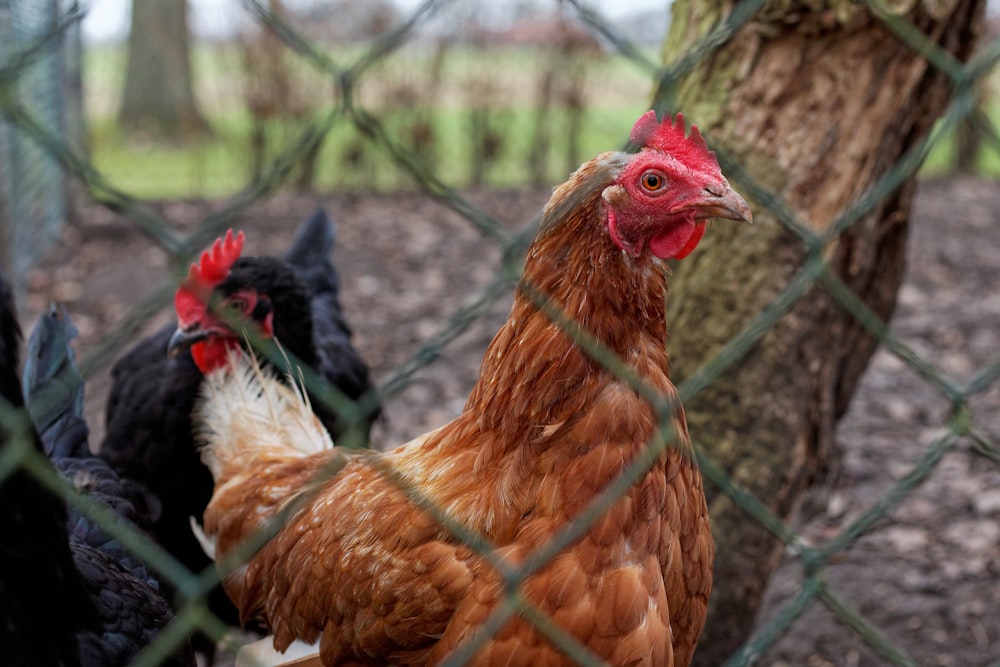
[26,306,161,587]
[70,543,190,667]
[22,304,195,666]
[287,208,377,425]
[98,207,378,651]
[0,274,92,667]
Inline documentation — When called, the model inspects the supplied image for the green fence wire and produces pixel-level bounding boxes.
[0,0,80,287]
[1,1,998,665]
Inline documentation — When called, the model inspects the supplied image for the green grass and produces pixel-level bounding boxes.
[87,115,252,199]
[84,41,655,199]
[919,97,1000,179]
[86,106,651,199]
[82,41,1000,201]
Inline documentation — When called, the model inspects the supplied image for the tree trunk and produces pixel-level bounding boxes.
[118,0,210,138]
[655,2,986,664]
[954,85,983,173]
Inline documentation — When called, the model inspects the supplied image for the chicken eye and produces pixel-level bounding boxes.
[222,297,248,316]
[640,171,666,192]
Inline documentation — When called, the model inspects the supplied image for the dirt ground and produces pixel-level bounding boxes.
[17,177,1000,665]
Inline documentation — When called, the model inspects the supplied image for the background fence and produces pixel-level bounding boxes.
[0,0,83,288]
[1,0,999,665]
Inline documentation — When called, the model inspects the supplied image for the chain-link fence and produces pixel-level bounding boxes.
[1,0,999,665]
[0,0,81,291]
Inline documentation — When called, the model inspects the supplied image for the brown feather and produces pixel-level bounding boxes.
[200,148,718,666]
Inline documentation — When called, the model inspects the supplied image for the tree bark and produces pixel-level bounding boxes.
[118,0,210,138]
[656,2,986,664]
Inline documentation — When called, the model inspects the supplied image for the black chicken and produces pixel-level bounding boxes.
[0,273,92,666]
[24,305,161,589]
[98,207,378,646]
[23,303,195,667]
[0,273,193,666]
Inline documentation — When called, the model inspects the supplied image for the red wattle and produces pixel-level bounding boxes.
[674,222,706,260]
[650,220,703,259]
[191,338,240,374]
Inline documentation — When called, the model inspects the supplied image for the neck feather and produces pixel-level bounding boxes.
[405,154,680,539]
[467,153,670,433]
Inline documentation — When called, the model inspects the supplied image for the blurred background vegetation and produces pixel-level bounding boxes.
[83,0,657,198]
[76,0,1000,200]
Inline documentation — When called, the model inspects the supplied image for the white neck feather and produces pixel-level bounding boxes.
[195,349,334,481]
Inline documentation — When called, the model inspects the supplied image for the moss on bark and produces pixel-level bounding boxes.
[657,2,986,663]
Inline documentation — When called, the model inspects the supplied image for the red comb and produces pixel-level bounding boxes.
[175,229,245,324]
[629,110,716,167]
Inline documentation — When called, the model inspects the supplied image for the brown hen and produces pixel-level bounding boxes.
[194,110,751,666]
